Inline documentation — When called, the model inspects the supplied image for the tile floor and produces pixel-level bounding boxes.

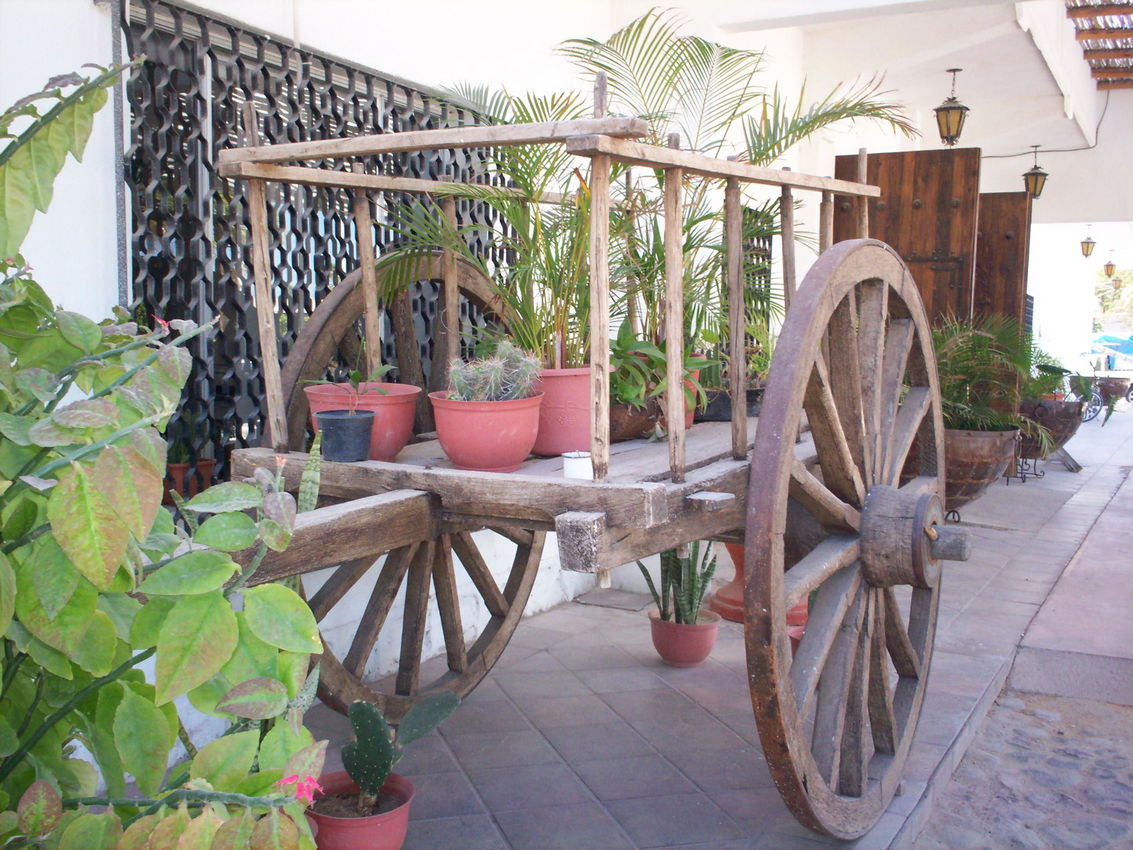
[305,408,1133,849]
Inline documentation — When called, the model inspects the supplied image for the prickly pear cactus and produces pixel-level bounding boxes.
[342,702,397,808]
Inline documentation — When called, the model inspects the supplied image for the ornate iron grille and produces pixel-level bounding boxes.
[122,0,497,479]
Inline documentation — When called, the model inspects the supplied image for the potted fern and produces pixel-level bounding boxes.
[638,541,720,667]
[308,693,460,850]
[428,341,543,472]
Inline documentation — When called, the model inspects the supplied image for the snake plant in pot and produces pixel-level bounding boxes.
[638,541,720,666]
[308,692,459,850]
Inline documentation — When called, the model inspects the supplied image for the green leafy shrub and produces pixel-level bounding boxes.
[637,541,716,624]
[0,66,325,848]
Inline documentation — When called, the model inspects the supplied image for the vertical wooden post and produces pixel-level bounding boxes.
[589,72,611,481]
[664,133,685,483]
[351,163,383,381]
[780,170,796,311]
[724,176,746,460]
[856,148,870,239]
[819,190,834,254]
[432,196,459,392]
[625,170,640,336]
[241,102,289,452]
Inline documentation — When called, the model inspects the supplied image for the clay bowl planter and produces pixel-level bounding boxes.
[609,400,658,442]
[943,428,1019,511]
[649,608,721,667]
[429,391,543,472]
[315,410,375,463]
[1018,399,1084,459]
[307,770,414,850]
[304,382,421,461]
[1097,376,1130,402]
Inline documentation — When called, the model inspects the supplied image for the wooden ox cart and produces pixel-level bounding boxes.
[218,95,968,840]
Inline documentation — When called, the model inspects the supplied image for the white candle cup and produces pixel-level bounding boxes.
[562,451,594,480]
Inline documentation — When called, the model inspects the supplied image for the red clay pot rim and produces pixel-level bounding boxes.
[304,382,421,400]
[648,607,721,628]
[428,390,544,411]
[308,770,414,822]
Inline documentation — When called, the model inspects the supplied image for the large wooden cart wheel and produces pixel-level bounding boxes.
[746,239,953,839]
[311,525,545,721]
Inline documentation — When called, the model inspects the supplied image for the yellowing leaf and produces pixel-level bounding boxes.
[242,585,322,654]
[174,807,223,849]
[93,445,162,540]
[154,592,237,704]
[71,609,117,676]
[47,464,128,590]
[189,729,259,792]
[56,809,121,850]
[249,809,300,850]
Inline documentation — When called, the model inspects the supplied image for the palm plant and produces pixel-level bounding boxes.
[562,9,916,380]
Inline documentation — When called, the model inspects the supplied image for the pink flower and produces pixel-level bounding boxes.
[151,314,170,334]
[277,774,323,806]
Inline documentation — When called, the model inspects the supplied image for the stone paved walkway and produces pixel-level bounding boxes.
[910,690,1133,850]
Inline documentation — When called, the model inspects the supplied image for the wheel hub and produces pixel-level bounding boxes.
[860,485,944,589]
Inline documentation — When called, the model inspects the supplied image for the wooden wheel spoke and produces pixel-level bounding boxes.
[827,292,870,483]
[395,541,436,696]
[784,535,861,611]
[899,475,938,497]
[789,459,861,534]
[803,354,866,506]
[342,544,416,676]
[882,587,921,678]
[837,591,872,797]
[877,318,915,481]
[432,535,468,674]
[452,531,509,617]
[810,583,868,786]
[791,564,862,719]
[503,532,546,601]
[868,588,898,755]
[882,387,931,486]
[307,555,380,622]
[856,281,888,478]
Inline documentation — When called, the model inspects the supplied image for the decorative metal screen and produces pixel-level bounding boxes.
[122,0,495,479]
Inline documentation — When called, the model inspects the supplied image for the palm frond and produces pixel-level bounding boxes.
[673,37,764,154]
[743,77,917,167]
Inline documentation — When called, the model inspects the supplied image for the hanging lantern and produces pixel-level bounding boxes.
[1114,278,1123,292]
[1081,225,1096,258]
[933,68,969,146]
[1023,145,1047,199]
[1105,260,1116,278]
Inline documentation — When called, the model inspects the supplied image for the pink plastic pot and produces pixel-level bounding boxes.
[429,391,543,472]
[304,382,420,461]
[532,367,592,456]
[649,608,720,667]
[307,771,414,850]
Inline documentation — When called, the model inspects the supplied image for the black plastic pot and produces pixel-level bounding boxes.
[695,387,764,422]
[314,409,375,462]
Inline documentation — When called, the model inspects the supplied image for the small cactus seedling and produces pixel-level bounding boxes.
[341,691,460,813]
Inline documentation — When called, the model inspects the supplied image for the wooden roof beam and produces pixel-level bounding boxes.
[1085,46,1133,57]
[219,117,648,166]
[1076,26,1133,40]
[1067,4,1133,18]
[1091,67,1133,77]
[1098,79,1133,88]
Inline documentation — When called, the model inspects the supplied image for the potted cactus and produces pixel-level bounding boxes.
[308,692,460,849]
[428,340,544,472]
[638,541,721,667]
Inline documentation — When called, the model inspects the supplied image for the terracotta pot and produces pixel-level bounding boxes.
[609,400,658,442]
[304,383,420,461]
[429,391,543,472]
[315,410,375,463]
[307,771,414,850]
[163,458,215,506]
[649,608,720,667]
[1018,399,1084,459]
[1097,376,1130,401]
[532,367,591,456]
[713,544,810,650]
[944,428,1019,511]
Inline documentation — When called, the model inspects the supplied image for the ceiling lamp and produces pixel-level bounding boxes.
[1023,145,1048,199]
[1104,252,1116,278]
[1081,224,1096,258]
[933,68,969,146]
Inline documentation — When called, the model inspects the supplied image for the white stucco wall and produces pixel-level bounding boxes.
[0,0,121,319]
